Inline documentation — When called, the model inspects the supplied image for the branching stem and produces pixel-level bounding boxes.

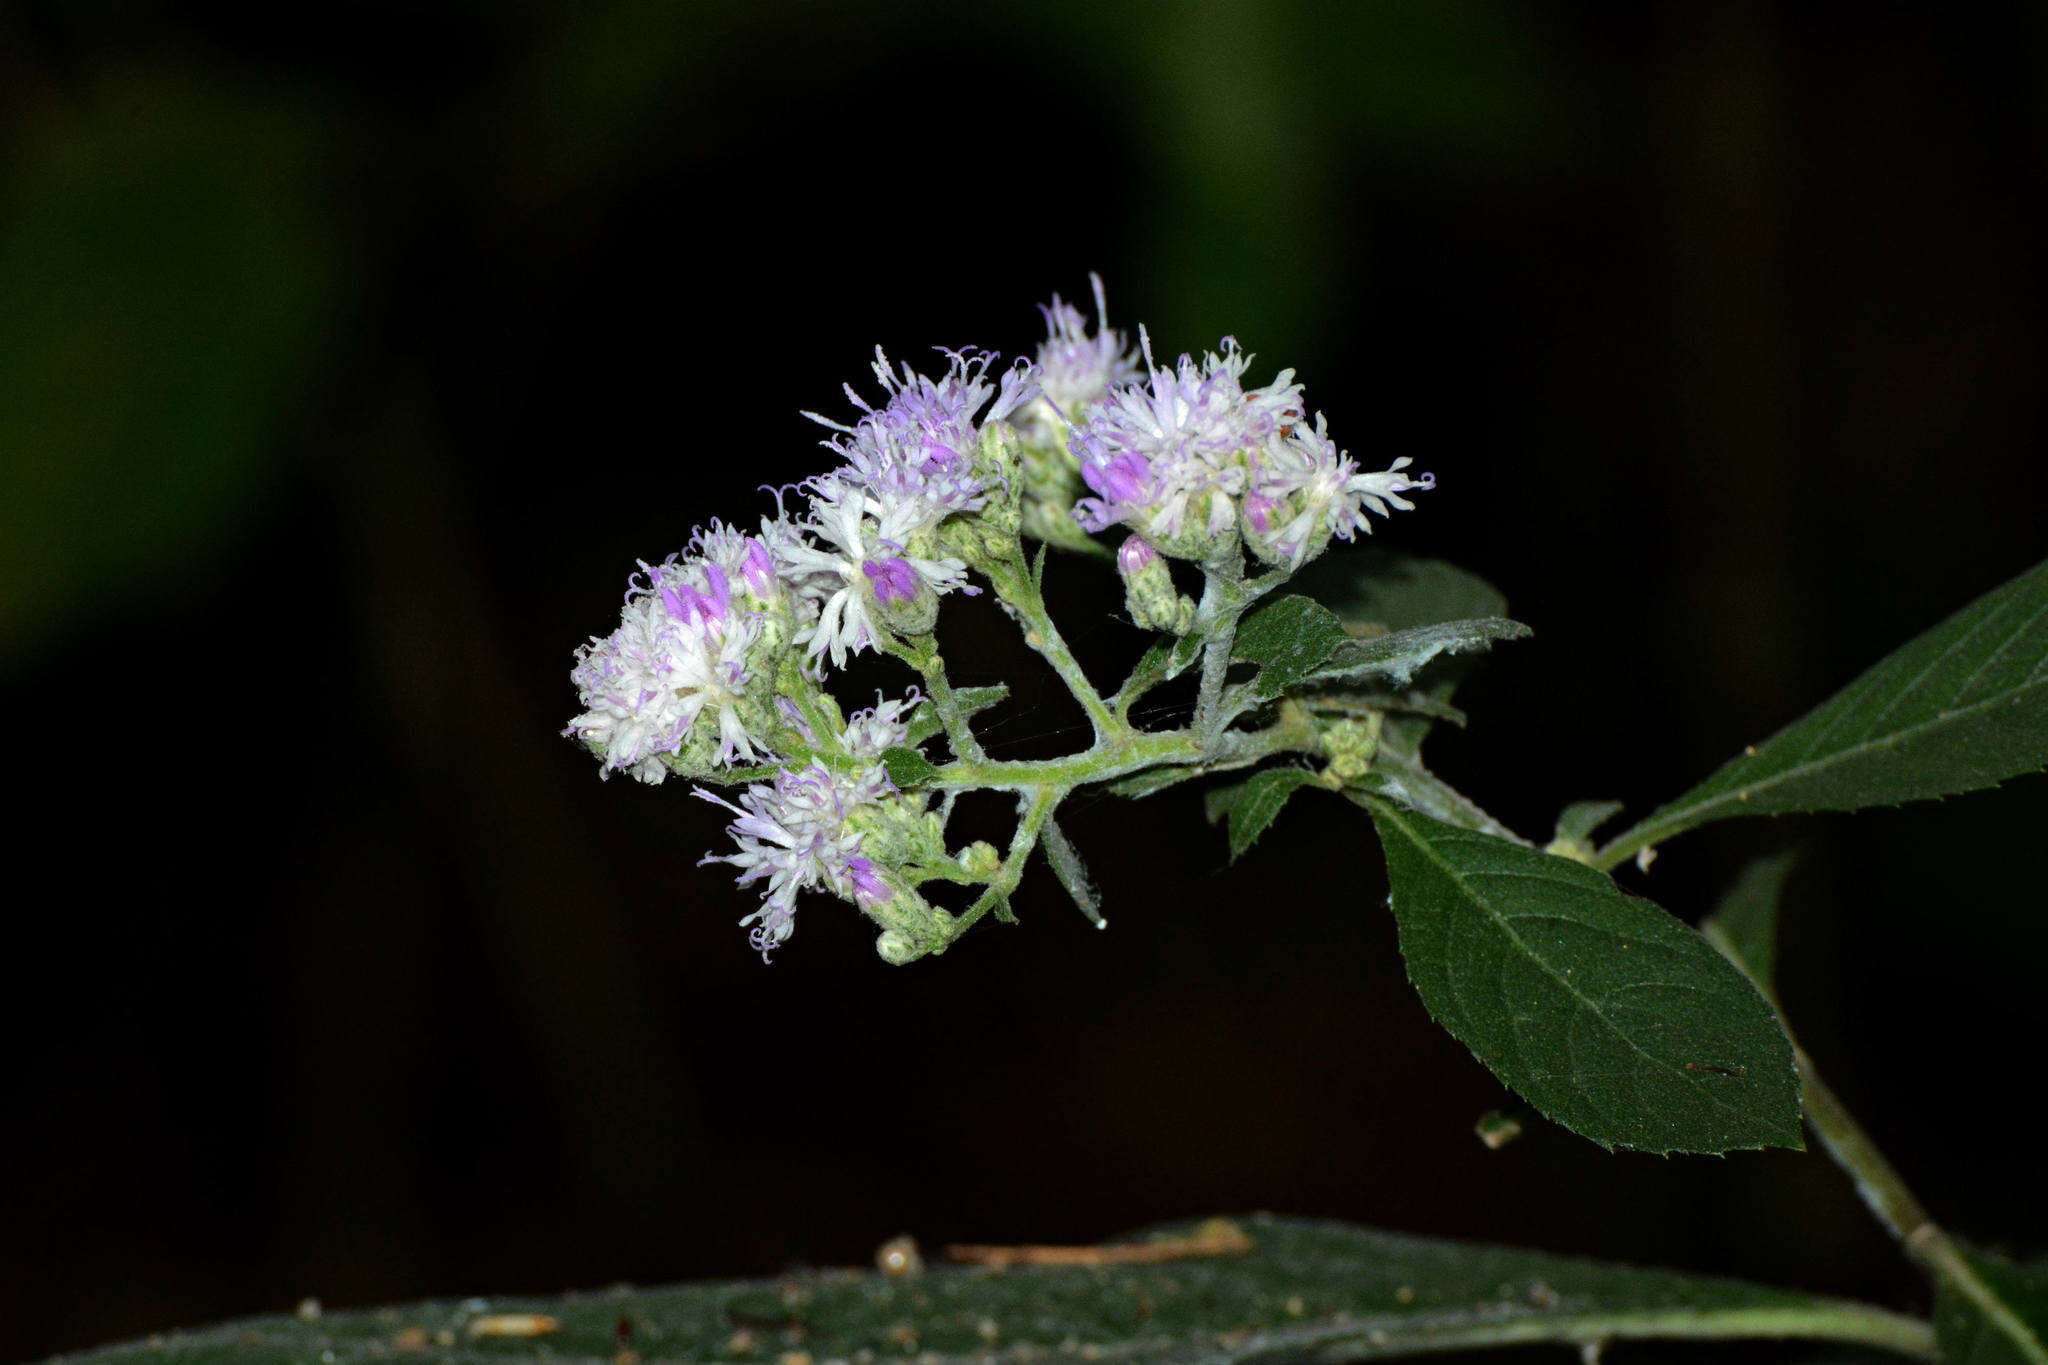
[946,785,1065,942]
[989,553,1120,744]
[915,650,986,762]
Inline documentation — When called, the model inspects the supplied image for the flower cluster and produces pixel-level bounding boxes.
[567,281,1431,960]
[1068,333,1432,569]
[694,697,919,958]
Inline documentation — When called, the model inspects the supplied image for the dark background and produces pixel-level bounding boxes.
[5,3,2046,1360]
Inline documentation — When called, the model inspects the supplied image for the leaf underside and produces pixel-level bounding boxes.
[59,1215,1929,1365]
[1623,556,2048,850]
[1366,803,1802,1155]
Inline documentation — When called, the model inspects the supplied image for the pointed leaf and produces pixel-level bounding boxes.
[56,1214,1933,1365]
[1553,800,1626,849]
[1607,557,2048,862]
[1297,548,1510,632]
[1365,801,1802,1155]
[1207,767,1321,862]
[1935,1247,2048,1365]
[905,684,1008,747]
[882,745,939,790]
[1232,595,1352,697]
[1297,553,1515,758]
[1304,616,1531,689]
[1700,851,1799,998]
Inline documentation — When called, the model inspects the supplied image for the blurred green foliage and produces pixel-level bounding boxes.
[0,68,339,660]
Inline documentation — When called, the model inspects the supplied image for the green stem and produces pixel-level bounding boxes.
[915,649,986,762]
[1589,817,1677,873]
[1192,566,1245,740]
[1796,1048,2048,1363]
[945,785,1063,941]
[991,554,1120,744]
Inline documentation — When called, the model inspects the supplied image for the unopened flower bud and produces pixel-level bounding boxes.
[975,423,1024,536]
[957,840,1001,880]
[1321,713,1383,782]
[862,556,940,636]
[866,880,956,965]
[1118,536,1195,635]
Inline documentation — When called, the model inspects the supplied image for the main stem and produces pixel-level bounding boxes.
[1797,1048,2047,1363]
[1192,563,1245,741]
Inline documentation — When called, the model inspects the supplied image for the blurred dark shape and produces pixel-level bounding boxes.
[4,3,2046,1359]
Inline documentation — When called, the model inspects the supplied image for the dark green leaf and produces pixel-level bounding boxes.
[1934,1247,2048,1365]
[905,685,1008,747]
[881,746,939,790]
[1607,558,2048,862]
[1344,758,1528,846]
[1115,640,1175,714]
[1305,617,1531,689]
[1207,767,1321,861]
[56,1214,1932,1365]
[1365,802,1802,1155]
[1700,851,1799,998]
[1232,595,1353,704]
[1296,553,1515,759]
[1297,548,1509,632]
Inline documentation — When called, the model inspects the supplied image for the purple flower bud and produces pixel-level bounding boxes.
[862,556,921,606]
[741,537,776,596]
[845,856,888,907]
[1116,535,1157,578]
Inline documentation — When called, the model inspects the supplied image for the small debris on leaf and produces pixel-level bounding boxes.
[465,1314,560,1338]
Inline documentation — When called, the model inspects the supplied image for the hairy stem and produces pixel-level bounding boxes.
[946,785,1064,941]
[917,651,986,761]
[1191,565,1245,741]
[991,554,1120,744]
[1796,1048,2047,1363]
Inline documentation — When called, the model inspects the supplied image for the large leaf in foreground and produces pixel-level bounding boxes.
[1605,557,2048,864]
[1366,802,1802,1154]
[57,1215,1930,1365]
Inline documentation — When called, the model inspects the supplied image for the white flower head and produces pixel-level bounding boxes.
[696,755,895,958]
[564,554,772,781]
[1070,331,1304,555]
[1243,414,1434,569]
[771,475,977,672]
[1016,274,1140,446]
[804,347,1035,527]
